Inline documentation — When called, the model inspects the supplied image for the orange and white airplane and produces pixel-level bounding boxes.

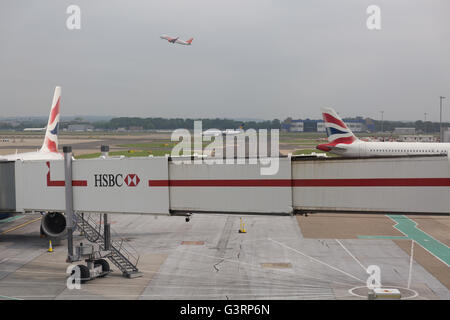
[317,107,450,157]
[0,86,63,161]
[160,34,193,46]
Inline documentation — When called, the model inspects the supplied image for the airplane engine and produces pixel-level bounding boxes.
[41,212,67,238]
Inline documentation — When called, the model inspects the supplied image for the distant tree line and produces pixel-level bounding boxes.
[92,118,282,130]
[1,117,449,133]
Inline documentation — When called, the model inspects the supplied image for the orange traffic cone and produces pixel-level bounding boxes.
[239,218,247,233]
[47,240,53,253]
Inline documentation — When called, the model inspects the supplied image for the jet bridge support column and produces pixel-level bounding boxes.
[100,146,111,251]
[64,146,75,262]
[101,145,109,158]
[104,213,110,251]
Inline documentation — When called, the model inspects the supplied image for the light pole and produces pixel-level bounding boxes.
[380,111,384,140]
[440,96,446,142]
[424,112,428,134]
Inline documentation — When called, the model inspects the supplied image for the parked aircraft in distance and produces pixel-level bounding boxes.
[24,126,46,132]
[316,107,450,157]
[160,34,193,46]
[203,124,245,137]
[0,86,63,161]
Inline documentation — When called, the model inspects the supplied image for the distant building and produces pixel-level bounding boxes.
[398,135,437,142]
[289,120,304,132]
[67,124,94,132]
[283,118,366,133]
[394,127,415,135]
[443,128,450,142]
[129,126,144,131]
[317,122,326,132]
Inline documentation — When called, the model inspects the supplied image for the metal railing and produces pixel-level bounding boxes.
[73,212,140,274]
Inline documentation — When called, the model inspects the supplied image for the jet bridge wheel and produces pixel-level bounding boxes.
[71,264,90,283]
[94,259,110,277]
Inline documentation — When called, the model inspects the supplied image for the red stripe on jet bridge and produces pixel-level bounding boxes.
[46,162,87,187]
[148,178,450,187]
[148,179,292,187]
[322,113,347,129]
[292,178,450,187]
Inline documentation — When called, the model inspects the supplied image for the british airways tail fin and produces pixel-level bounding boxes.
[40,86,61,153]
[321,107,357,144]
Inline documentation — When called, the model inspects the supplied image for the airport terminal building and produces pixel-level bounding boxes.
[282,118,371,133]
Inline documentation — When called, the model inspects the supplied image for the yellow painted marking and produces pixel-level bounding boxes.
[0,217,41,235]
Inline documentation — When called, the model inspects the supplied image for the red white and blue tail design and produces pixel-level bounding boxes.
[316,107,357,152]
[40,86,61,153]
[322,107,357,144]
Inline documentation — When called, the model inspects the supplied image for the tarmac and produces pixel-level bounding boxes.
[0,212,448,300]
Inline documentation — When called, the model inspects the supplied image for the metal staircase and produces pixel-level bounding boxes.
[73,212,142,278]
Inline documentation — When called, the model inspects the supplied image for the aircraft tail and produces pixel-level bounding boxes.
[186,38,193,44]
[239,123,245,130]
[40,86,61,153]
[316,108,357,152]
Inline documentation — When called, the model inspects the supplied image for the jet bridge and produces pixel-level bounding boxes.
[7,151,450,216]
[0,161,15,212]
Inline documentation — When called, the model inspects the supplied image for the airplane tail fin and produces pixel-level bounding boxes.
[40,86,61,153]
[321,107,357,144]
[239,123,245,130]
[186,38,193,44]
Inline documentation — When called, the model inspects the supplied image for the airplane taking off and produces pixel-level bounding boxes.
[203,124,245,137]
[0,86,63,161]
[160,34,193,46]
[316,107,450,157]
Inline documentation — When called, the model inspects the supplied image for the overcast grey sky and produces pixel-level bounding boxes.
[0,0,449,121]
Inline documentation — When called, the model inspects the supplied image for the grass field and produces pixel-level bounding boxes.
[75,150,172,159]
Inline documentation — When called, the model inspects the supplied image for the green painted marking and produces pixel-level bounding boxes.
[358,235,409,240]
[0,215,24,224]
[0,295,23,300]
[359,215,450,267]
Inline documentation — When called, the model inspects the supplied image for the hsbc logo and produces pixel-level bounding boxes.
[94,174,140,187]
[124,174,140,187]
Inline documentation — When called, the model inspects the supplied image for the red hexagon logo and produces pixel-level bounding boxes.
[124,174,140,187]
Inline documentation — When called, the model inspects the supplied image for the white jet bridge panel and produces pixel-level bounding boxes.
[15,158,170,215]
[167,158,293,214]
[292,156,450,214]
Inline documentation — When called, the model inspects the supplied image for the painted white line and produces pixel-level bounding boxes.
[269,238,365,284]
[348,286,418,300]
[181,246,359,287]
[335,239,366,272]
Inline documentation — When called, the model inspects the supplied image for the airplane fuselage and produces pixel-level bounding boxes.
[330,140,450,157]
[203,129,243,137]
[160,35,193,46]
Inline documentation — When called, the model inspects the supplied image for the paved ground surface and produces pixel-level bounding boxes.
[297,213,450,290]
[0,212,448,300]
